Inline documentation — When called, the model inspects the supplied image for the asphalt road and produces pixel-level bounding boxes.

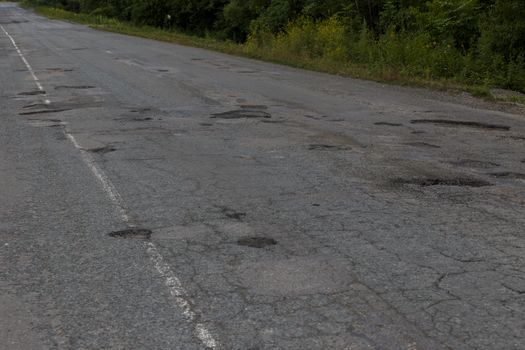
[1,3,525,349]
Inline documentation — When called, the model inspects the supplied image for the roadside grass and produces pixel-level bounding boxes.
[20,5,524,105]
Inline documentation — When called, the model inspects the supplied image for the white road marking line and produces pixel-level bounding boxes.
[65,134,132,224]
[66,135,218,349]
[2,25,218,349]
[1,24,44,91]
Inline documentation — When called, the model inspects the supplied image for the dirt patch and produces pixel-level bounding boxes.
[308,144,350,151]
[449,159,500,169]
[237,237,277,248]
[404,142,441,149]
[393,177,492,187]
[211,109,271,119]
[55,85,95,90]
[108,228,152,240]
[374,122,403,126]
[19,109,71,116]
[489,172,525,180]
[410,119,510,131]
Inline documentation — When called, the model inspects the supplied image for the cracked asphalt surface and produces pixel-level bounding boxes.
[1,3,525,349]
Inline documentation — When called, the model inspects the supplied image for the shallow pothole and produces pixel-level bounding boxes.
[404,142,441,149]
[19,109,71,116]
[374,122,402,126]
[18,90,46,96]
[450,159,500,169]
[237,237,277,248]
[489,172,525,180]
[55,85,95,90]
[308,144,350,151]
[393,177,492,187]
[86,145,116,154]
[410,119,510,131]
[108,228,152,240]
[222,208,246,221]
[211,109,271,119]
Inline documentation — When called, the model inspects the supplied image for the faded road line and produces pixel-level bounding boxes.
[1,24,50,104]
[2,25,218,349]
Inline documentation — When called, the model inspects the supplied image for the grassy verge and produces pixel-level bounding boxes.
[21,5,523,105]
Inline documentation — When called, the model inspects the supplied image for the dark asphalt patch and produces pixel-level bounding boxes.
[19,109,71,116]
[308,144,350,151]
[18,90,46,96]
[489,172,525,180]
[375,122,403,126]
[211,110,271,119]
[410,119,510,131]
[237,237,277,248]
[55,85,95,90]
[394,177,492,187]
[404,142,441,149]
[108,228,152,240]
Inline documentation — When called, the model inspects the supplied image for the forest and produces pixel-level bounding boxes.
[23,0,525,93]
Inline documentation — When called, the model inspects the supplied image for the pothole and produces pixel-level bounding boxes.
[374,122,402,126]
[211,109,271,119]
[18,90,46,96]
[86,145,116,154]
[200,123,213,126]
[239,105,268,110]
[19,109,71,116]
[222,208,246,221]
[308,144,350,151]
[108,228,152,240]
[404,142,441,149]
[45,68,74,72]
[55,85,95,90]
[449,159,500,169]
[393,177,492,187]
[237,237,277,248]
[410,119,510,131]
[489,172,525,180]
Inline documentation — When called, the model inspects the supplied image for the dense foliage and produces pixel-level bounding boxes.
[25,0,525,91]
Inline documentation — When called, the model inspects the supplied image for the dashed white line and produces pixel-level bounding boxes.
[2,24,218,349]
